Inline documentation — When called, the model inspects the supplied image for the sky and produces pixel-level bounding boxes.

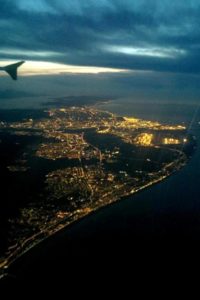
[1,0,200,108]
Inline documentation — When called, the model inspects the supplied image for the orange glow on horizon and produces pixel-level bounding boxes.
[0,60,128,76]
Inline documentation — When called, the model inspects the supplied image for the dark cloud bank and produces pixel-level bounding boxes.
[1,0,200,73]
[1,0,200,105]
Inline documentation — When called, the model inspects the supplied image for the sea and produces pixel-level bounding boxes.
[1,97,200,285]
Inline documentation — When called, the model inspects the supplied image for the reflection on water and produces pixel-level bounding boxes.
[97,98,200,126]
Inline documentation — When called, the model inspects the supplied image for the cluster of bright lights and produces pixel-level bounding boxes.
[163,138,180,145]
[134,133,154,146]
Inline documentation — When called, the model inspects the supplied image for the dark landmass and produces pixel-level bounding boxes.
[0,106,196,277]
[43,95,115,107]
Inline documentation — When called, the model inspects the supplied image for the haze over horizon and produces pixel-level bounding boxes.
[1,0,200,105]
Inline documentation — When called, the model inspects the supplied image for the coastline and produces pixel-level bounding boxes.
[0,146,191,279]
[0,104,197,281]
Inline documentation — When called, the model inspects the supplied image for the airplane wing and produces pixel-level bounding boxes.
[4,61,25,80]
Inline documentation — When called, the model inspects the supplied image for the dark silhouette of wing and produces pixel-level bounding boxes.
[4,61,25,80]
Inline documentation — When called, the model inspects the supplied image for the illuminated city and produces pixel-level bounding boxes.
[0,106,195,273]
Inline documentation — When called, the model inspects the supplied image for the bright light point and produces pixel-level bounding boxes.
[183,138,187,143]
[0,60,127,76]
[105,45,186,58]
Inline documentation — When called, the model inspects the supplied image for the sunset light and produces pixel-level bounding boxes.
[0,60,127,77]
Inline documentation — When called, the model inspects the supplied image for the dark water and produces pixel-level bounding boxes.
[0,109,48,122]
[2,102,200,286]
[98,99,199,126]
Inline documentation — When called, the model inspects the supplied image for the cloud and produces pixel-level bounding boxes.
[103,45,186,59]
[0,60,127,78]
[17,0,56,13]
[0,0,199,75]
